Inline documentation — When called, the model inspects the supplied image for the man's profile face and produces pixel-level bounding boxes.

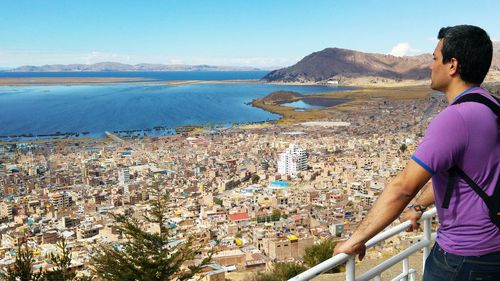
[429,39,450,92]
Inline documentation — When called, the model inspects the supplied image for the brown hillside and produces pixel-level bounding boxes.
[263,48,431,83]
[264,43,500,83]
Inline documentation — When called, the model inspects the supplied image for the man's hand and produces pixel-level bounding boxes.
[333,241,367,261]
[399,207,422,232]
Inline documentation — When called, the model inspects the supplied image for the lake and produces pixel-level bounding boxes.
[0,71,350,139]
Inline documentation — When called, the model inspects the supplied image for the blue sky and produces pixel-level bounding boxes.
[1,0,499,68]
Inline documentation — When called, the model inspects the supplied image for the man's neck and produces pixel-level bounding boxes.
[445,81,480,103]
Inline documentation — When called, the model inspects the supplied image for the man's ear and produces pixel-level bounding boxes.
[449,57,460,76]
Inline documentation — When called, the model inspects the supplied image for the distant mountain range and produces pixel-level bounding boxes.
[6,62,265,72]
[263,41,500,83]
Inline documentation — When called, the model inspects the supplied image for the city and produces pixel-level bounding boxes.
[0,93,443,280]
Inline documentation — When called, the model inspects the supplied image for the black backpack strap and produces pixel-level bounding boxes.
[442,166,493,209]
[442,92,499,209]
[442,166,457,209]
[453,94,500,116]
[453,166,493,206]
[441,166,457,209]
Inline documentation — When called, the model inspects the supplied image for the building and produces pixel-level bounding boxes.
[59,217,80,229]
[0,201,13,221]
[277,144,307,176]
[261,235,314,261]
[77,224,102,239]
[212,249,246,266]
[118,168,130,193]
[49,192,73,209]
[227,212,251,229]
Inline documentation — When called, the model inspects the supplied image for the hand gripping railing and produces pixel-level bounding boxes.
[288,208,437,281]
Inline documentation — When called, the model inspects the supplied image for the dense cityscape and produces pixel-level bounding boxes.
[0,93,444,280]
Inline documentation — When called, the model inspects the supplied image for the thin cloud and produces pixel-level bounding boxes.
[389,42,423,57]
[81,51,131,64]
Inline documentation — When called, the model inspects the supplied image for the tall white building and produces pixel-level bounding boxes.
[277,144,307,176]
[118,168,130,193]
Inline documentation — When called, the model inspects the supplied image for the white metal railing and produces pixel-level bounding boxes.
[289,208,437,281]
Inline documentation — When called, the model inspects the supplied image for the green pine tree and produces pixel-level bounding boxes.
[1,244,44,281]
[44,238,77,281]
[0,239,89,281]
[91,191,215,281]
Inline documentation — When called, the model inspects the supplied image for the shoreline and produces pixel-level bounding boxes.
[0,121,276,143]
[0,77,273,87]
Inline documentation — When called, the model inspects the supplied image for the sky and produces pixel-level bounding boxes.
[1,0,499,68]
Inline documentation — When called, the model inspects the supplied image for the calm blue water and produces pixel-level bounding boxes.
[0,72,350,139]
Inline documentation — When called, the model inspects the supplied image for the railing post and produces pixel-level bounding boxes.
[402,258,409,281]
[288,209,437,281]
[422,216,432,273]
[409,270,417,281]
[346,256,355,281]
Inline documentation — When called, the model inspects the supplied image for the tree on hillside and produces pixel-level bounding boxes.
[1,239,91,281]
[399,143,408,153]
[251,174,260,184]
[271,209,281,221]
[303,238,342,273]
[43,238,78,281]
[213,197,223,206]
[91,190,215,281]
[1,244,44,281]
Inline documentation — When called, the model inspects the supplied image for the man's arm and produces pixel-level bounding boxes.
[400,182,435,231]
[333,159,432,259]
[413,182,434,206]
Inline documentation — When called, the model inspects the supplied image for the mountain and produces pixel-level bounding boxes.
[262,48,431,83]
[264,43,500,83]
[8,62,263,72]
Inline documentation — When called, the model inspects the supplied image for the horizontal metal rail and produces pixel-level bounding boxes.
[288,208,437,281]
[391,268,417,281]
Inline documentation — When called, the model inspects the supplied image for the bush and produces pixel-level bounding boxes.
[253,262,307,281]
[303,238,342,273]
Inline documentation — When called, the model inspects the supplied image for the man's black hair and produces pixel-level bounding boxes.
[438,25,492,84]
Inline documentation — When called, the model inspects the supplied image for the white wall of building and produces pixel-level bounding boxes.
[277,144,307,176]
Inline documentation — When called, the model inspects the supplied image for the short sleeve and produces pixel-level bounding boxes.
[412,107,468,175]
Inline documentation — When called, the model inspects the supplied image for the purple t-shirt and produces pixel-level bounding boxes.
[412,86,500,256]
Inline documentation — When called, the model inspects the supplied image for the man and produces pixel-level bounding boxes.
[333,25,500,280]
